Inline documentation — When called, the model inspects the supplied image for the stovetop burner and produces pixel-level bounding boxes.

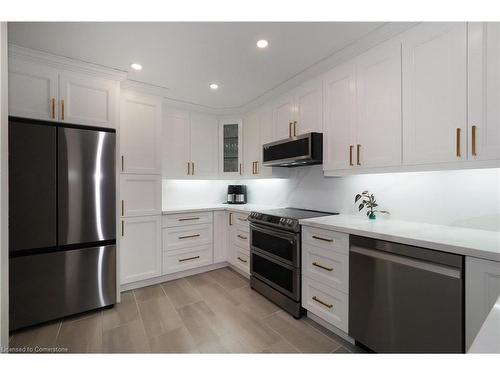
[248,207,338,232]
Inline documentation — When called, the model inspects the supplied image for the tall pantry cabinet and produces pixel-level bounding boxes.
[119,91,163,285]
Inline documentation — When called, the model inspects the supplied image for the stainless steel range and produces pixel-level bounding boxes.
[248,208,337,318]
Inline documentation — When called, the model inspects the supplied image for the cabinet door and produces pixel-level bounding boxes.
[190,112,219,177]
[257,107,274,177]
[120,92,162,174]
[219,119,243,177]
[294,78,323,136]
[8,59,58,121]
[213,211,228,263]
[272,94,294,140]
[468,22,500,161]
[59,71,118,128]
[402,23,467,165]
[120,174,161,217]
[243,111,260,177]
[162,108,190,178]
[356,41,402,168]
[322,61,356,171]
[466,257,500,350]
[120,215,162,284]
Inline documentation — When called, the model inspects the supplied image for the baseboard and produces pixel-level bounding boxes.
[306,311,355,344]
[228,264,250,279]
[120,262,229,292]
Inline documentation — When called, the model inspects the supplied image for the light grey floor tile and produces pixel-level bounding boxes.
[263,338,300,353]
[56,312,102,353]
[137,296,184,338]
[207,267,248,291]
[9,320,61,353]
[133,284,166,302]
[149,326,199,353]
[263,311,340,353]
[177,300,222,344]
[230,285,281,318]
[102,320,150,353]
[103,292,139,331]
[161,277,202,308]
[332,346,351,353]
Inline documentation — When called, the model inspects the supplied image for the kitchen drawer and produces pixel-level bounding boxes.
[231,227,249,249]
[232,246,250,275]
[163,211,213,228]
[163,244,213,275]
[302,276,348,333]
[302,226,349,255]
[163,223,212,251]
[229,211,250,228]
[302,244,349,293]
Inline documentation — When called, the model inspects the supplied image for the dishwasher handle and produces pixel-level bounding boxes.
[350,245,462,279]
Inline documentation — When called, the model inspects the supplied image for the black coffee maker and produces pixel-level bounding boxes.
[227,185,247,204]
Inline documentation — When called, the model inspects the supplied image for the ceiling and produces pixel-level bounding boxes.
[8,22,385,110]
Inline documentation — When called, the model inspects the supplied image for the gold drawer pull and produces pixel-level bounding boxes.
[456,128,461,157]
[121,200,125,216]
[312,235,333,243]
[51,98,56,119]
[472,125,477,156]
[237,256,248,263]
[312,262,333,272]
[312,296,333,309]
[237,217,248,222]
[178,234,200,240]
[237,234,247,240]
[61,99,65,121]
[179,255,200,262]
[178,217,200,221]
[356,144,361,166]
[349,145,354,166]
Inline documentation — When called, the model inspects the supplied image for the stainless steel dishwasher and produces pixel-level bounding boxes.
[349,235,464,353]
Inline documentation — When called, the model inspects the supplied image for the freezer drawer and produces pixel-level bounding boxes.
[349,235,464,353]
[9,245,116,331]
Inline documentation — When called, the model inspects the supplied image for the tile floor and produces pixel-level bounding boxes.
[8,267,360,353]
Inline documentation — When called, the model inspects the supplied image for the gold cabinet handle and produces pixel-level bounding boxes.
[356,144,361,166]
[237,217,248,222]
[312,296,333,309]
[178,234,200,240]
[121,200,124,216]
[472,125,477,156]
[229,212,233,225]
[312,262,334,272]
[179,255,200,263]
[293,121,297,137]
[187,162,190,175]
[191,162,195,175]
[51,98,56,119]
[60,99,65,121]
[237,256,248,263]
[121,220,124,237]
[239,163,242,175]
[121,156,124,172]
[312,235,333,243]
[178,217,200,222]
[289,122,293,138]
[237,234,247,240]
[349,145,354,166]
[456,128,461,158]
[255,161,258,174]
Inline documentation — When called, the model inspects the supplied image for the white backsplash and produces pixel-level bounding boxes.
[163,167,500,231]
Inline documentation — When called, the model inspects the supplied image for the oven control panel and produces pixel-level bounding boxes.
[249,211,300,232]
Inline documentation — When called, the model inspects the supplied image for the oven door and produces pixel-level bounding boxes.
[249,223,299,267]
[250,250,300,301]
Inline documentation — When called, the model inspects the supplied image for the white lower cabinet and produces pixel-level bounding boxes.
[213,211,228,263]
[301,225,349,333]
[162,245,213,275]
[120,174,161,217]
[466,256,500,350]
[228,211,250,275]
[120,215,162,284]
[162,223,212,251]
[232,246,250,274]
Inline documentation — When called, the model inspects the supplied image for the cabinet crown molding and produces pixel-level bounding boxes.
[8,43,127,81]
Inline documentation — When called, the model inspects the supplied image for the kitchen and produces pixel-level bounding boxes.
[0,9,499,371]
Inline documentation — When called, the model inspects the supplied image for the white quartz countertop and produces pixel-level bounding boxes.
[469,295,500,353]
[300,215,500,262]
[162,204,282,215]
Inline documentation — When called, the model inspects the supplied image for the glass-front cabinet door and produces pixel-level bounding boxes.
[219,119,243,176]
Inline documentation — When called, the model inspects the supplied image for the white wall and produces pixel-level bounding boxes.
[164,166,500,231]
[0,22,9,349]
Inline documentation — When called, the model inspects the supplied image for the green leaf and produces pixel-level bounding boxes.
[355,194,361,203]
[366,211,370,216]
[372,203,378,207]
[362,190,368,195]
[358,203,365,211]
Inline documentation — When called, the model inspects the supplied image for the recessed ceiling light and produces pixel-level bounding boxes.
[256,39,269,49]
[209,83,219,90]
[130,63,143,71]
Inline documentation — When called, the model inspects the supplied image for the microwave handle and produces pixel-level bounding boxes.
[249,222,298,241]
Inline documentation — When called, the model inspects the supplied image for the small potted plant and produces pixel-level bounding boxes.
[355,191,389,220]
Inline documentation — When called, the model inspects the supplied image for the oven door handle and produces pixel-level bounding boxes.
[249,223,298,241]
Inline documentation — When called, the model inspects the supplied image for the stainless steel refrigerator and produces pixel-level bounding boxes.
[9,117,116,331]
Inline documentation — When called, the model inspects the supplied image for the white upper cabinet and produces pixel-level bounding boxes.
[323,61,357,171]
[59,71,118,128]
[162,108,190,178]
[355,41,402,168]
[243,111,260,177]
[468,22,500,161]
[120,92,162,174]
[293,78,323,136]
[9,58,59,121]
[272,93,295,140]
[402,23,467,165]
[219,119,243,177]
[189,112,219,177]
